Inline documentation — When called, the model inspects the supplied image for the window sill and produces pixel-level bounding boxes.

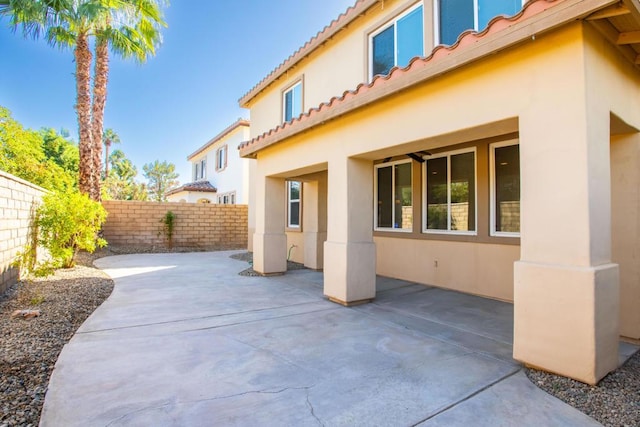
[373,230,520,246]
[286,226,302,233]
[374,227,413,233]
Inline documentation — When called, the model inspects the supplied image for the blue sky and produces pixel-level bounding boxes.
[0,0,354,183]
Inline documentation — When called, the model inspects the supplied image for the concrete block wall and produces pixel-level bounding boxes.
[102,200,248,251]
[0,171,46,294]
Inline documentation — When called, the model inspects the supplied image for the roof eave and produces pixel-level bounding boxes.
[240,0,620,159]
[238,0,380,107]
[187,119,250,161]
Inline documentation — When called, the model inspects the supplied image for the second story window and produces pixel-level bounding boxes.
[437,0,523,46]
[370,3,424,79]
[194,158,206,180]
[216,145,227,171]
[200,158,206,179]
[283,81,302,123]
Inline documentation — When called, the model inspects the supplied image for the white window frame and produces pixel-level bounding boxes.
[433,0,525,45]
[422,147,477,235]
[287,181,301,229]
[369,1,424,81]
[374,159,413,233]
[282,80,303,123]
[490,139,520,237]
[200,158,206,179]
[215,145,227,171]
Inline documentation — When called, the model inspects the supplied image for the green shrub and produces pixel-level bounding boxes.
[160,210,175,249]
[37,190,107,270]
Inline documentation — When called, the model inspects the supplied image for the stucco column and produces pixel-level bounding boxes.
[252,173,287,274]
[611,132,640,340]
[303,172,327,270]
[514,84,619,384]
[324,157,376,305]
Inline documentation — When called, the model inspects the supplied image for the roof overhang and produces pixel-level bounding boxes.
[240,0,640,159]
[188,119,250,161]
[238,0,380,107]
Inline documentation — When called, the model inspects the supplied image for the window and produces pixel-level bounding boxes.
[436,0,522,46]
[490,141,520,236]
[287,181,301,228]
[216,145,227,171]
[283,81,302,123]
[370,3,424,79]
[200,159,206,179]
[217,191,236,205]
[194,158,206,180]
[375,160,413,231]
[423,149,476,233]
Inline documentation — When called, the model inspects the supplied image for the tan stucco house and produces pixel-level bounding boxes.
[239,0,640,385]
[167,119,251,204]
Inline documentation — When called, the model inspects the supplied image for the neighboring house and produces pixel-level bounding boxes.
[167,119,251,204]
[239,0,640,385]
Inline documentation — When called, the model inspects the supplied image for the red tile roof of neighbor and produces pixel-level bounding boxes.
[188,118,250,160]
[166,181,217,196]
[238,0,618,158]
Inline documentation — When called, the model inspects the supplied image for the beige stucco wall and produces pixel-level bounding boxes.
[248,0,431,138]
[611,133,640,340]
[375,238,519,301]
[249,20,640,382]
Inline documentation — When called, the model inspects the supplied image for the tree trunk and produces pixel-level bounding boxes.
[75,31,93,198]
[91,36,109,201]
[104,140,110,178]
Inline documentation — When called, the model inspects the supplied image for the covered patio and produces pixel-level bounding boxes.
[40,251,606,426]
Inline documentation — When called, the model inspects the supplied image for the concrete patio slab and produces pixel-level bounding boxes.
[40,251,601,426]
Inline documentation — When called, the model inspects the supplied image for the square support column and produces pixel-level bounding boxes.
[303,173,327,270]
[324,157,376,305]
[252,174,287,274]
[611,132,640,340]
[514,79,619,384]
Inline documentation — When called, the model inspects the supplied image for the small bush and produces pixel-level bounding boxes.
[160,210,175,249]
[36,190,107,270]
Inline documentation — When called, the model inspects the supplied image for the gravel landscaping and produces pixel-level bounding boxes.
[1,247,638,426]
[0,253,113,427]
[526,355,640,427]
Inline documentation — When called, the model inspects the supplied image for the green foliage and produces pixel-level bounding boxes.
[143,159,179,202]
[36,190,107,270]
[159,210,175,249]
[102,148,148,200]
[0,106,78,191]
[41,127,79,174]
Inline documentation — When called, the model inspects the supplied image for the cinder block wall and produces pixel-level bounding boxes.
[0,171,46,294]
[102,200,248,251]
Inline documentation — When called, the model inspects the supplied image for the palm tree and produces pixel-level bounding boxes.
[0,0,166,201]
[102,127,120,177]
[91,0,165,199]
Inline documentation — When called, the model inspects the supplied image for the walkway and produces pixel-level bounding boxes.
[40,251,601,426]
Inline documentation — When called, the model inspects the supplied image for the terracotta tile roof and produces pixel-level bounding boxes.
[166,181,217,196]
[188,118,250,160]
[238,0,379,107]
[239,0,610,158]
